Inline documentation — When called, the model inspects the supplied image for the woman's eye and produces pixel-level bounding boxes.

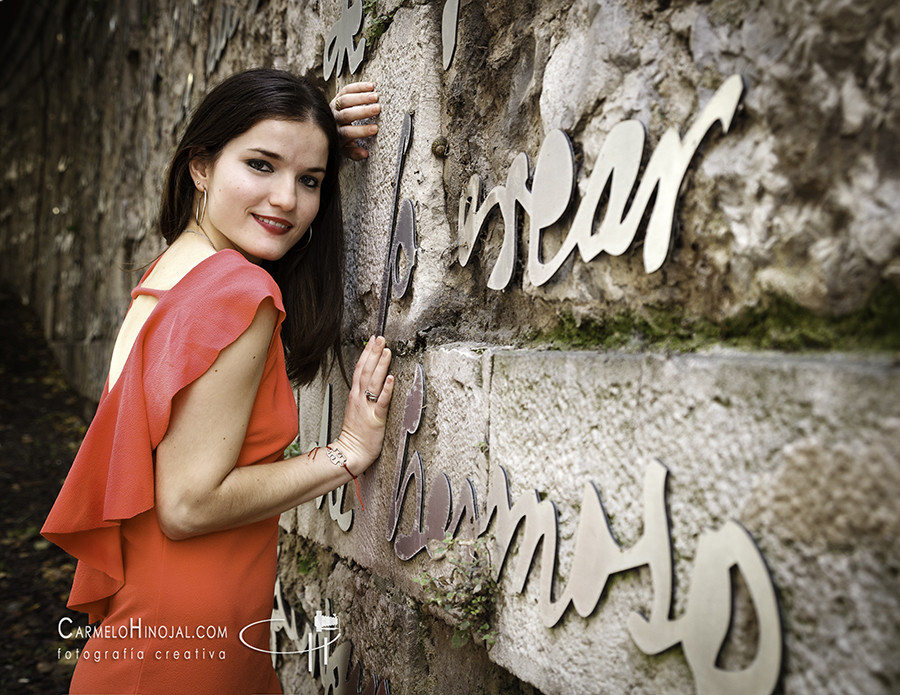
[247,159,273,173]
[300,176,321,189]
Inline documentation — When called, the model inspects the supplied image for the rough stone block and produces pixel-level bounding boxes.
[484,349,899,694]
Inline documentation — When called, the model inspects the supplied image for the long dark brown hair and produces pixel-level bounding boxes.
[158,68,345,385]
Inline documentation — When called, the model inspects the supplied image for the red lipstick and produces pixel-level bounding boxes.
[252,213,293,235]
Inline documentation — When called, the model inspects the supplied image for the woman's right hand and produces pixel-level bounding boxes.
[336,336,394,472]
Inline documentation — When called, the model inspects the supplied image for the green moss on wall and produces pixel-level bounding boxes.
[534,281,900,353]
[363,0,401,44]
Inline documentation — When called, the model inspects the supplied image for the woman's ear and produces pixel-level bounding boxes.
[188,156,209,190]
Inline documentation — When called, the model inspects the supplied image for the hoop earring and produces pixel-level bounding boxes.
[296,225,313,250]
[195,188,207,225]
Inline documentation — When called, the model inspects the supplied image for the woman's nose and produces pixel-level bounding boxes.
[269,176,297,211]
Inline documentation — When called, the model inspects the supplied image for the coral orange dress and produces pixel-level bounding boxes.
[43,250,297,694]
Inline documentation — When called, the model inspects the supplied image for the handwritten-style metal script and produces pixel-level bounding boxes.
[458,75,745,288]
[387,364,782,695]
[376,110,415,335]
[269,589,389,694]
[323,0,367,80]
[312,385,354,531]
[442,0,461,69]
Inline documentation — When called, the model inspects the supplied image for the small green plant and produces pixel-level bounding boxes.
[415,533,498,648]
[284,439,304,459]
[296,554,318,575]
[362,0,392,42]
[362,0,416,44]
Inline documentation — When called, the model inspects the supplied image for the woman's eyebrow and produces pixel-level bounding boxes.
[249,147,283,160]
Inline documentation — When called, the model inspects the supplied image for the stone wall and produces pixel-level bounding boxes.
[2,0,898,693]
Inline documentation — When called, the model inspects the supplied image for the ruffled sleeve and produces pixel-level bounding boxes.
[42,250,285,622]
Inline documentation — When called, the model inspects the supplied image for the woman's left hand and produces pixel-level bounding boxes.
[336,336,394,472]
[331,82,381,160]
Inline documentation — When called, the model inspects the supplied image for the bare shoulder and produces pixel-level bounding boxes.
[141,234,218,291]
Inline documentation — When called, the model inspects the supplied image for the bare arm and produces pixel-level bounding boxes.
[155,300,394,540]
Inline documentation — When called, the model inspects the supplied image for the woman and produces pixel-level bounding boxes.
[42,68,389,694]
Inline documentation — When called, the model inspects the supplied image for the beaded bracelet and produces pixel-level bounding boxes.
[325,445,364,510]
